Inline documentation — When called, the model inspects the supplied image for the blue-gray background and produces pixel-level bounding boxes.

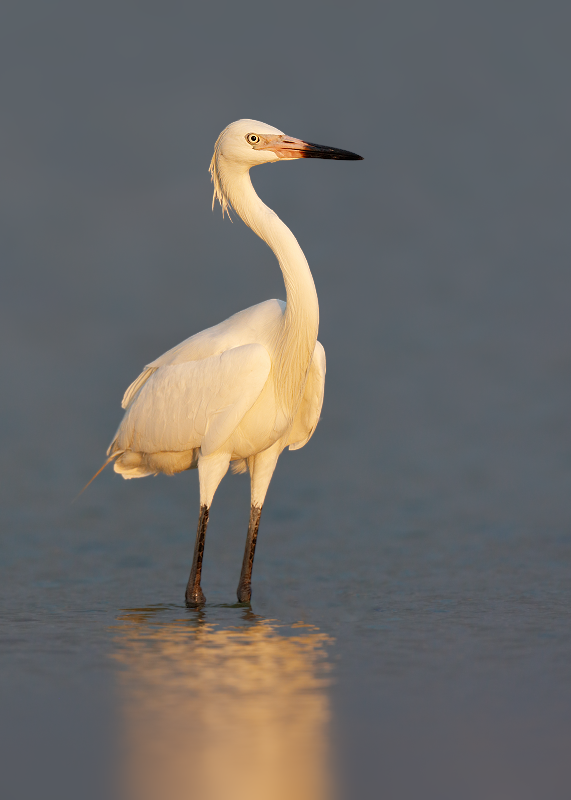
[1,1,570,798]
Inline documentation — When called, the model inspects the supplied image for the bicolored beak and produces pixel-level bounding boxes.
[256,135,363,161]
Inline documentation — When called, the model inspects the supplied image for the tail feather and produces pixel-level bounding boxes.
[73,451,124,502]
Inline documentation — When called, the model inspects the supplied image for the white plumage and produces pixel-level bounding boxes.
[106,119,362,604]
[110,300,325,477]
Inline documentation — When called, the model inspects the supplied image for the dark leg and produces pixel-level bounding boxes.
[185,504,209,606]
[237,505,263,603]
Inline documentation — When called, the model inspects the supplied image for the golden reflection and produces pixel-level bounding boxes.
[111,608,334,800]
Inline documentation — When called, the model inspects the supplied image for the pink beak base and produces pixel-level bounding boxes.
[257,135,363,160]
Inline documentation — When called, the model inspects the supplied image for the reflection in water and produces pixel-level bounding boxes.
[111,607,334,800]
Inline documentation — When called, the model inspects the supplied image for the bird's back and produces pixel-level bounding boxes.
[120,299,285,410]
[149,299,285,368]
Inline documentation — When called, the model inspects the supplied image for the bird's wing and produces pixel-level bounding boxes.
[121,299,285,409]
[111,343,271,457]
[288,341,326,451]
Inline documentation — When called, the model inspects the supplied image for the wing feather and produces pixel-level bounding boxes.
[110,343,271,457]
[119,299,284,410]
[122,367,158,409]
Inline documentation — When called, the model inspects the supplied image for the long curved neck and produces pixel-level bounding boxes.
[221,165,319,416]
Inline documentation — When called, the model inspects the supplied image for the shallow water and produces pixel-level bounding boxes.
[2,1,571,798]
[2,469,571,799]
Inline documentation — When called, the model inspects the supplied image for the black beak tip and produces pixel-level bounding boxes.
[339,151,364,161]
[300,141,364,160]
[332,150,364,161]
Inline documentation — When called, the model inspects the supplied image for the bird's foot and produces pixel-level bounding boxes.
[236,583,251,604]
[185,585,206,607]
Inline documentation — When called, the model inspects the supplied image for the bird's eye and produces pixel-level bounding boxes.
[246,133,260,145]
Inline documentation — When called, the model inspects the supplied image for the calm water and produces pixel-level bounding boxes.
[1,2,571,798]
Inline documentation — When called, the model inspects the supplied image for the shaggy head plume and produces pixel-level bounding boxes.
[209,123,233,218]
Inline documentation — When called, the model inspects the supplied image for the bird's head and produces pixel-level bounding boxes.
[209,119,362,215]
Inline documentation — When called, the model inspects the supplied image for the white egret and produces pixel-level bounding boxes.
[107,119,362,605]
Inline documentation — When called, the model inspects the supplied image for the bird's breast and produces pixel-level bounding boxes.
[227,378,292,460]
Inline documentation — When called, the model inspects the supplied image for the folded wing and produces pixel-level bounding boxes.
[121,300,285,410]
[110,343,272,458]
